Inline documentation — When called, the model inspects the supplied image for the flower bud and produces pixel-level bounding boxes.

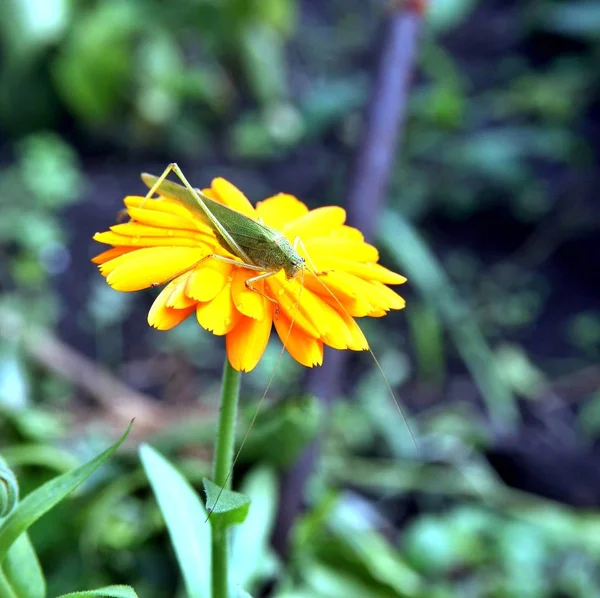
[0,461,19,517]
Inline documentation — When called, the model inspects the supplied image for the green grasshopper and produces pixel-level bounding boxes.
[141,163,312,301]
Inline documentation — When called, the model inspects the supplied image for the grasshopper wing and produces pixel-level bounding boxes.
[141,173,281,263]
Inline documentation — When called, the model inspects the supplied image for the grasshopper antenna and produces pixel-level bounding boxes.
[297,238,419,455]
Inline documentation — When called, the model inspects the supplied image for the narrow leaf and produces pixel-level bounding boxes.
[139,444,210,598]
[2,533,45,598]
[0,569,18,598]
[379,213,518,429]
[203,478,251,528]
[0,423,132,562]
[56,586,139,598]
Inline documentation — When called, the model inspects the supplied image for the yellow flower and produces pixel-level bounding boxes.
[93,177,406,372]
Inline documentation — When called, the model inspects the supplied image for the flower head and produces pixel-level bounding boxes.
[93,177,406,372]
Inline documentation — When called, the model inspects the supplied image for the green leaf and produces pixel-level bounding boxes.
[56,586,139,598]
[139,444,211,598]
[203,478,251,528]
[0,569,18,598]
[1,444,79,473]
[240,23,287,104]
[1,533,45,598]
[329,499,422,596]
[0,423,132,562]
[427,0,477,32]
[542,1,600,39]
[231,467,279,589]
[242,395,322,469]
[51,2,142,123]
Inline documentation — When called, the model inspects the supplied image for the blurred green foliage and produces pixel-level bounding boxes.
[1,0,600,596]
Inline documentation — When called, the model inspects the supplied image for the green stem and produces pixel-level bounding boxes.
[211,359,242,598]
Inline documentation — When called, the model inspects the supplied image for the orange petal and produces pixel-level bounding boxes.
[226,313,273,372]
[196,280,241,335]
[102,247,209,291]
[148,286,195,329]
[231,269,266,321]
[302,271,375,317]
[256,194,309,230]
[283,206,346,240]
[210,178,257,219]
[165,273,197,309]
[321,275,400,315]
[273,314,323,367]
[266,274,320,339]
[185,259,232,302]
[316,300,364,350]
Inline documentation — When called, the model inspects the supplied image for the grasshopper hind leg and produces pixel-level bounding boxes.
[140,163,179,207]
[245,270,280,307]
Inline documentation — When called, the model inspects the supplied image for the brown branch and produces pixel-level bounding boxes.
[272,2,425,556]
[0,308,166,433]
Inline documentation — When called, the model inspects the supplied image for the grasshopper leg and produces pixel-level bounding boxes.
[245,270,280,307]
[140,163,178,207]
[197,255,280,307]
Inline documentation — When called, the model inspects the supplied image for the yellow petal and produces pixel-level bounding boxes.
[196,281,241,335]
[93,231,208,248]
[339,311,369,351]
[368,263,408,285]
[185,259,232,302]
[284,206,346,240]
[103,247,209,291]
[331,225,364,241]
[210,178,257,219]
[231,269,266,321]
[303,237,379,263]
[91,246,136,264]
[124,196,199,220]
[126,207,209,233]
[226,313,273,372]
[313,256,407,285]
[256,194,309,230]
[110,222,213,242]
[274,314,323,367]
[370,281,406,310]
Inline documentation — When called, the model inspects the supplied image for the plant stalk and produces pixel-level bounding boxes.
[210,359,242,598]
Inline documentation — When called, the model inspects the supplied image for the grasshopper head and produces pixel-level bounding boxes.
[284,255,305,279]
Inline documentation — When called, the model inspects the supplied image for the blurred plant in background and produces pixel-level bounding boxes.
[1,0,600,596]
